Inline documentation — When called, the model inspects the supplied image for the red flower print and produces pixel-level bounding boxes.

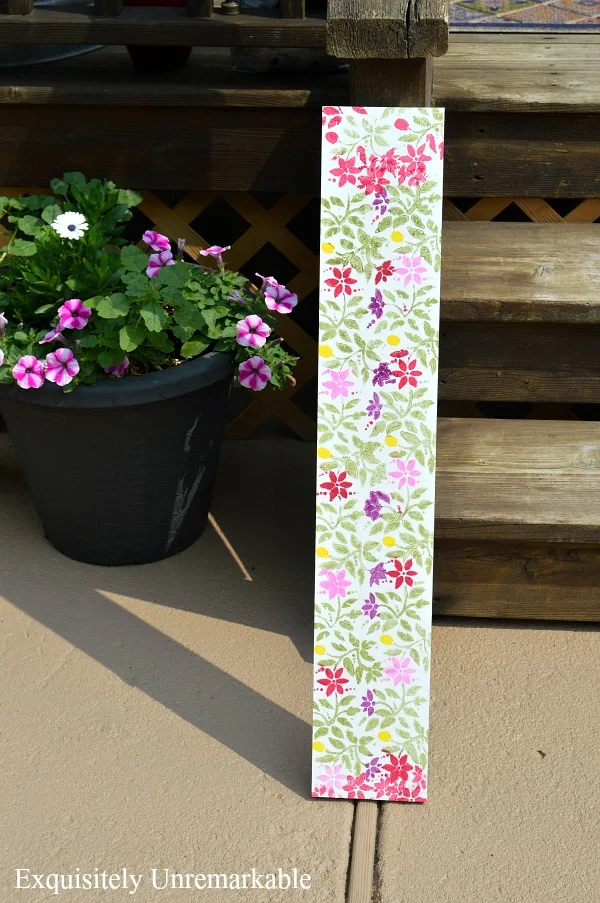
[320,470,353,501]
[390,352,422,389]
[387,558,418,589]
[398,143,431,187]
[322,106,343,144]
[380,148,400,176]
[394,118,409,131]
[358,157,390,196]
[317,667,349,697]
[325,267,357,298]
[342,772,372,800]
[352,106,368,115]
[382,753,413,785]
[410,765,427,799]
[375,260,395,285]
[330,155,363,188]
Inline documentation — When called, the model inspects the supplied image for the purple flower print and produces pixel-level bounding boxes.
[322,369,354,400]
[366,392,382,421]
[142,230,171,253]
[361,691,376,717]
[384,655,417,686]
[389,458,422,489]
[319,569,352,600]
[362,593,379,620]
[44,347,79,387]
[364,490,390,522]
[373,188,389,216]
[315,764,346,797]
[364,756,381,780]
[12,355,44,389]
[369,562,388,586]
[372,362,394,387]
[58,299,91,330]
[368,289,384,323]
[396,255,427,287]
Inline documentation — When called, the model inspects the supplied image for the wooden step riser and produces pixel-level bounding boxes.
[1,106,599,196]
[434,540,600,621]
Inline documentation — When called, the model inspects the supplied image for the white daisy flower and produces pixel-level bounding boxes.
[52,211,89,240]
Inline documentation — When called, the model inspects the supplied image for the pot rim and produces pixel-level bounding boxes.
[0,351,233,410]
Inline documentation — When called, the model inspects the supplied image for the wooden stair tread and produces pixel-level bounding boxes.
[442,223,600,323]
[436,419,600,543]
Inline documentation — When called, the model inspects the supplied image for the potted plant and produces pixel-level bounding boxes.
[0,172,297,566]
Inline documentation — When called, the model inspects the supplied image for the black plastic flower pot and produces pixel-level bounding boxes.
[0,353,233,566]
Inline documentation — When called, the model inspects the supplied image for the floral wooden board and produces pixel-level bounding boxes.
[312,106,445,803]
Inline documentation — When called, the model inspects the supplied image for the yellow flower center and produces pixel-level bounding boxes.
[312,741,325,752]
[314,644,326,655]
[317,447,331,459]
[378,730,392,742]
[380,635,394,646]
[387,335,400,347]
[319,345,334,358]
[316,547,329,559]
[321,242,335,254]
[382,536,396,547]
[391,230,404,243]
[385,436,398,447]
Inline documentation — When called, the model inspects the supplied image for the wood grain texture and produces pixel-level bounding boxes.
[441,223,600,323]
[0,6,326,46]
[186,0,213,16]
[439,322,600,403]
[435,419,600,544]
[279,0,305,17]
[327,0,448,59]
[349,58,433,106]
[433,541,600,620]
[347,803,378,903]
[4,0,34,14]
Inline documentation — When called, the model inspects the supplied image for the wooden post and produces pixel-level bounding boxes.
[280,0,305,17]
[327,0,447,106]
[5,0,34,14]
[187,0,213,16]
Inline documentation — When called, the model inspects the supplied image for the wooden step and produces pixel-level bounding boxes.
[434,418,600,620]
[439,222,600,404]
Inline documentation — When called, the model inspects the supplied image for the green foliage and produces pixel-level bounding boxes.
[0,174,298,393]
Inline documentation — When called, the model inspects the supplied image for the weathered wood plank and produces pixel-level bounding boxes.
[435,419,600,544]
[279,0,305,17]
[4,0,34,14]
[442,224,600,323]
[0,6,326,46]
[349,58,433,106]
[433,541,600,620]
[439,322,600,403]
[327,0,448,59]
[347,803,378,903]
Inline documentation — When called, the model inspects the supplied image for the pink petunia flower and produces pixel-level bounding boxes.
[236,315,271,349]
[238,356,272,392]
[322,369,354,400]
[318,568,351,600]
[58,299,91,330]
[147,249,175,278]
[12,355,44,390]
[389,458,421,489]
[104,355,129,378]
[0,312,7,336]
[199,245,231,266]
[39,326,65,344]
[45,348,80,387]
[314,764,346,797]
[384,655,417,686]
[396,255,428,287]
[264,281,298,315]
[142,230,171,253]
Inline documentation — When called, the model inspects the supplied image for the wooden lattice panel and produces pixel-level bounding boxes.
[2,189,600,436]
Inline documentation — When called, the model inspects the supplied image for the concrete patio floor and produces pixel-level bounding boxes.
[1,435,599,902]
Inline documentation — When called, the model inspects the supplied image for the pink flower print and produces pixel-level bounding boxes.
[322,105,342,144]
[390,349,423,389]
[104,355,129,377]
[236,315,271,349]
[387,558,418,589]
[384,656,417,687]
[237,356,272,392]
[45,347,80,387]
[322,368,354,400]
[394,117,409,131]
[264,281,298,315]
[399,143,431,187]
[389,459,421,489]
[58,299,91,330]
[320,470,353,502]
[317,667,349,697]
[39,326,64,344]
[315,764,346,797]
[199,245,231,266]
[147,249,175,278]
[325,266,357,299]
[396,255,427,287]
[142,230,170,252]
[342,773,372,800]
[382,752,414,784]
[330,155,363,188]
[369,562,388,586]
[12,355,45,390]
[358,157,390,197]
[319,568,351,600]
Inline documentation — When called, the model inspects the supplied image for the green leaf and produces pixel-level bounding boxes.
[140,299,167,333]
[17,215,42,236]
[120,245,148,272]
[98,348,127,369]
[155,261,188,288]
[63,171,87,188]
[50,178,69,197]
[41,204,62,225]
[116,188,142,208]
[8,238,37,257]
[97,293,130,319]
[119,323,146,352]
[33,303,56,315]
